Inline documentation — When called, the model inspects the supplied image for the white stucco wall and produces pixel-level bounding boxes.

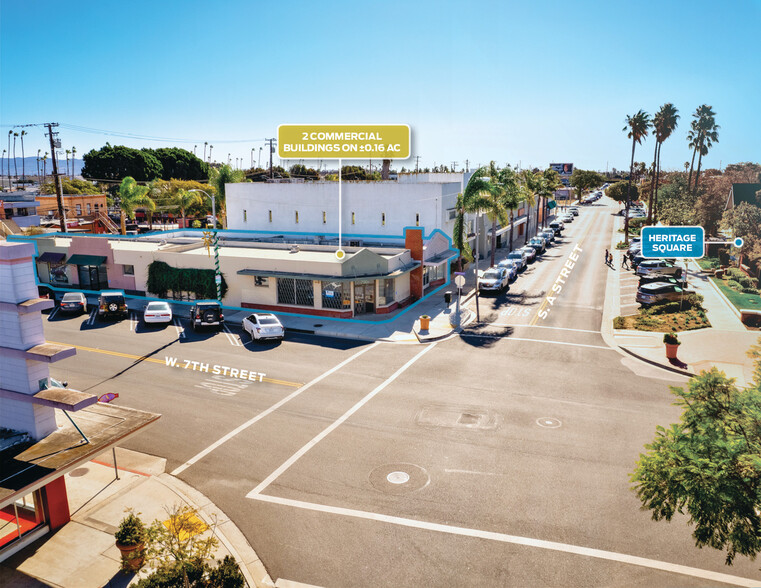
[226,181,462,240]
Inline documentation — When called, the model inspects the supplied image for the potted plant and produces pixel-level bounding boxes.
[115,509,146,572]
[663,332,680,360]
[419,315,431,330]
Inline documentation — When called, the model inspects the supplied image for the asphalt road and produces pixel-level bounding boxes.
[43,199,761,587]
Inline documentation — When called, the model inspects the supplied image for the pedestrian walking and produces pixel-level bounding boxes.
[605,248,610,266]
[608,252,613,266]
[621,252,630,270]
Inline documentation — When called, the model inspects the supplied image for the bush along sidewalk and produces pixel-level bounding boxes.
[614,293,710,332]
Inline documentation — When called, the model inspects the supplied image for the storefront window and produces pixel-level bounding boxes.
[377,278,395,306]
[0,491,43,549]
[321,281,350,310]
[277,278,314,307]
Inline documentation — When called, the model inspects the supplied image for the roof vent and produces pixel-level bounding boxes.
[289,245,300,253]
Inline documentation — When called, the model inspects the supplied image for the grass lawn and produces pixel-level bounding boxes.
[697,257,720,271]
[614,308,711,332]
[710,276,761,311]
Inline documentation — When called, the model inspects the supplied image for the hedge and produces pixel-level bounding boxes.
[146,261,228,300]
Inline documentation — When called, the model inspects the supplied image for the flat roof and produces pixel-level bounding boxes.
[0,403,160,508]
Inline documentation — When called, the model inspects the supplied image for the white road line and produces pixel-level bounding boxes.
[461,333,614,351]
[171,342,381,476]
[249,494,759,587]
[47,307,58,320]
[485,323,601,334]
[130,312,137,332]
[174,318,186,339]
[248,343,437,497]
[444,469,502,476]
[222,324,242,346]
[88,308,97,325]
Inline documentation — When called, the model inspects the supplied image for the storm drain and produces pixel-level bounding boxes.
[416,404,500,430]
[369,463,429,494]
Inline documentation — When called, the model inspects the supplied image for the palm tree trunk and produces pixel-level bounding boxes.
[120,210,126,235]
[490,216,497,267]
[694,144,704,196]
[524,203,530,244]
[20,134,25,183]
[624,137,636,244]
[687,145,697,192]
[647,140,658,224]
[536,197,542,231]
[12,135,18,188]
[509,212,514,253]
[653,142,662,222]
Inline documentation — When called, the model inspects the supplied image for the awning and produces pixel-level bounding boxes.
[66,254,107,266]
[424,250,458,267]
[237,262,420,282]
[37,251,66,263]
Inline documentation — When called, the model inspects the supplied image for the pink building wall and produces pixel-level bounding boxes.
[68,237,136,291]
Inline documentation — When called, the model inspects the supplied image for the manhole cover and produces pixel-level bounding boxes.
[536,417,561,429]
[370,463,429,494]
[387,471,410,484]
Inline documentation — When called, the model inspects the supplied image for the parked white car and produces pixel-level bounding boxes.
[143,301,173,324]
[478,267,510,292]
[243,313,285,341]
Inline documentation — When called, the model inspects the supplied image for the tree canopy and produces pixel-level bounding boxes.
[605,182,639,205]
[40,178,100,195]
[81,144,208,182]
[632,343,761,566]
[569,169,605,199]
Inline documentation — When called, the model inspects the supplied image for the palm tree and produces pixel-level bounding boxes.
[19,130,26,185]
[7,131,12,188]
[519,170,540,244]
[622,110,651,244]
[693,109,719,195]
[12,132,18,187]
[480,162,513,267]
[36,149,41,184]
[209,164,243,228]
[452,192,473,272]
[648,103,679,224]
[65,149,71,177]
[42,152,48,184]
[498,166,526,256]
[458,166,501,269]
[70,146,76,179]
[117,176,154,235]
[686,120,699,192]
[1,149,5,190]
[171,189,204,231]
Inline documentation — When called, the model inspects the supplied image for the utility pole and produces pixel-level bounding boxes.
[45,123,66,233]
[265,138,276,178]
[451,161,457,172]
[415,155,421,173]
[465,159,469,172]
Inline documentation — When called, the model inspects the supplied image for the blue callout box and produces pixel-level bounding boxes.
[641,226,704,259]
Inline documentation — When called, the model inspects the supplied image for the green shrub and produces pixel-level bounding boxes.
[146,261,228,300]
[192,220,202,228]
[682,293,704,309]
[742,287,760,295]
[727,280,743,292]
[613,316,625,328]
[663,332,680,345]
[115,510,146,546]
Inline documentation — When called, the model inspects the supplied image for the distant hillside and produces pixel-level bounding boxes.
[1,157,84,177]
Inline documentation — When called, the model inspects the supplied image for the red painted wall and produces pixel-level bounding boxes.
[42,477,70,530]
[405,228,424,300]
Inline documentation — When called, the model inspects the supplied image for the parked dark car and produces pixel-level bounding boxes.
[60,292,88,314]
[189,300,224,331]
[97,291,129,320]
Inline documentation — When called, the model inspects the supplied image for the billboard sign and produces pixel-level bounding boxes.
[550,163,573,176]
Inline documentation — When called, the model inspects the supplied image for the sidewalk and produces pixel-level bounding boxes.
[603,213,760,388]
[0,448,273,588]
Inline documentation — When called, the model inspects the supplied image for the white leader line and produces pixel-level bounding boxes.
[248,343,437,497]
[249,493,760,587]
[171,342,381,476]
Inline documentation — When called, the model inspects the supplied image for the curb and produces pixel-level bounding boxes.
[618,345,695,378]
[156,474,274,588]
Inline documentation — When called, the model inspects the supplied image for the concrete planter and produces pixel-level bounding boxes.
[419,315,430,330]
[116,541,145,572]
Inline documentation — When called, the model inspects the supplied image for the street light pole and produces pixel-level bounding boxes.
[189,189,221,302]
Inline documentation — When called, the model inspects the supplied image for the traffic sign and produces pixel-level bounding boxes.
[454,275,465,288]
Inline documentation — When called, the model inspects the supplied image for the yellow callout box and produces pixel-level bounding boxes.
[278,124,410,159]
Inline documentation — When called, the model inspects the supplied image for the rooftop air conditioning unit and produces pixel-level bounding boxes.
[290,245,300,253]
[348,240,363,247]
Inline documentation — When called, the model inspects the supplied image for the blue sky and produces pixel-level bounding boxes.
[1,0,759,173]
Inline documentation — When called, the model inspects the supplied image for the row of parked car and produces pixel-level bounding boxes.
[477,209,578,292]
[51,290,285,341]
[626,238,693,306]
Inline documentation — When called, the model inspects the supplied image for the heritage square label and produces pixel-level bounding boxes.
[278,124,410,159]
[641,226,704,258]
